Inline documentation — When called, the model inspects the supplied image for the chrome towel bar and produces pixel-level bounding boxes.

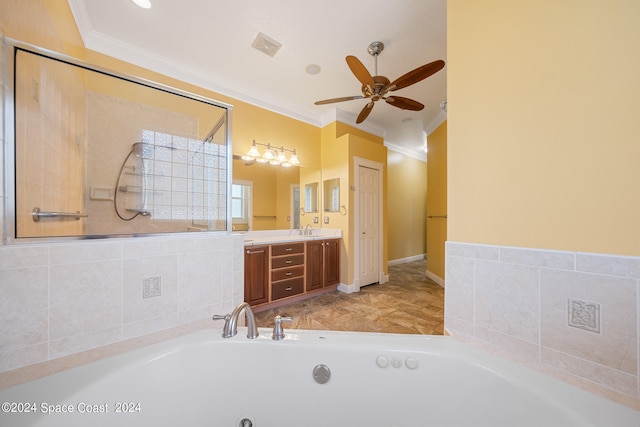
[32,207,87,222]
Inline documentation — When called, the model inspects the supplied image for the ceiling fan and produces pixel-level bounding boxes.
[315,41,445,124]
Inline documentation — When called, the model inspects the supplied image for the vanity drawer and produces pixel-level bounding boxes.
[271,265,304,282]
[272,254,304,269]
[272,277,304,300]
[271,242,304,256]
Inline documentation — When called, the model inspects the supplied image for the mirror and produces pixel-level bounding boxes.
[232,158,322,230]
[6,42,231,241]
[323,178,340,212]
[304,182,319,213]
[232,158,301,231]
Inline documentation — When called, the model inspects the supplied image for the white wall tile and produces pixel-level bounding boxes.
[541,346,638,397]
[0,267,48,352]
[177,250,223,313]
[500,246,575,270]
[446,240,640,405]
[446,241,499,260]
[122,313,178,340]
[444,255,475,324]
[0,343,48,372]
[122,255,178,324]
[121,237,178,259]
[49,241,121,265]
[540,269,637,375]
[475,259,540,344]
[0,245,49,269]
[49,326,122,360]
[577,252,640,279]
[0,233,241,373]
[49,260,122,341]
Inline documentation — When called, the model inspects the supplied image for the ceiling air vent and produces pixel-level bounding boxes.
[251,32,282,58]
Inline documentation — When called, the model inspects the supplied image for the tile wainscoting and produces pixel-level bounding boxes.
[0,233,244,374]
[445,241,640,409]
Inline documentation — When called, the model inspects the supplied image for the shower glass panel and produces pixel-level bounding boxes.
[4,40,232,241]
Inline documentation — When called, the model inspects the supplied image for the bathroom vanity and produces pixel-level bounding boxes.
[242,230,341,311]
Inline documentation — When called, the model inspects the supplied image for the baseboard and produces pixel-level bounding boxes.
[337,282,359,293]
[426,270,445,288]
[388,254,426,266]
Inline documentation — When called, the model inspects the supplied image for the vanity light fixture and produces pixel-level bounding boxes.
[242,140,300,167]
[131,0,152,9]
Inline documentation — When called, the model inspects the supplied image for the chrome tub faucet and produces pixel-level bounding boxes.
[213,302,259,339]
[272,315,292,340]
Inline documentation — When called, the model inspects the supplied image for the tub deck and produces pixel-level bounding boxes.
[1,329,638,427]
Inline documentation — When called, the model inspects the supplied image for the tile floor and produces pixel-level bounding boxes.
[254,259,445,335]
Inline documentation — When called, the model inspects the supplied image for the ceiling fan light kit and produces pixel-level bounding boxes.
[315,41,445,124]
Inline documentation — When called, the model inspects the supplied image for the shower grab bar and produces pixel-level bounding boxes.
[427,215,448,219]
[32,207,87,222]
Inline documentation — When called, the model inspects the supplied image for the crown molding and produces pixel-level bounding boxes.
[424,109,447,135]
[385,141,427,162]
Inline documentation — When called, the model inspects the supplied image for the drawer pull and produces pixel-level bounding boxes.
[285,260,293,264]
[285,247,293,251]
[285,272,293,276]
[247,249,265,254]
[285,287,293,291]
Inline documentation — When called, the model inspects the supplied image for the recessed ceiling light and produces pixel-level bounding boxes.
[305,64,321,75]
[131,0,151,9]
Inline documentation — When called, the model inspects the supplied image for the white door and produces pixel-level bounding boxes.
[358,165,379,286]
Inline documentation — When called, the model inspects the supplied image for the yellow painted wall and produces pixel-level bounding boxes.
[426,121,447,280]
[448,0,640,256]
[321,125,351,284]
[387,151,427,262]
[318,122,388,286]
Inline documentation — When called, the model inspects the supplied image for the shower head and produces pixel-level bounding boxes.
[132,142,176,159]
[132,142,155,159]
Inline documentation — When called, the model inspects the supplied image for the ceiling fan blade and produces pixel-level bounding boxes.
[346,55,375,87]
[356,102,375,124]
[388,59,445,91]
[314,95,364,105]
[385,96,424,111]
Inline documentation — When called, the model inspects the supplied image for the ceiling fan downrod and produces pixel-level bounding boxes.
[367,41,384,76]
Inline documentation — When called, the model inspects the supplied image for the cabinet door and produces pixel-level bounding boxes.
[244,246,269,305]
[306,240,323,291]
[323,239,340,286]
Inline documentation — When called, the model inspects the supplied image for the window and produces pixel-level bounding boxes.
[232,181,252,231]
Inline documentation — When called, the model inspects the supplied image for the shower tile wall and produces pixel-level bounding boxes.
[86,92,227,235]
[0,233,244,373]
[445,242,640,407]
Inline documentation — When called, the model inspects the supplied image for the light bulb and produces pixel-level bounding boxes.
[289,153,300,165]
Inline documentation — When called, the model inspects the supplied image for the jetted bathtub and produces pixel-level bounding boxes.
[0,328,638,427]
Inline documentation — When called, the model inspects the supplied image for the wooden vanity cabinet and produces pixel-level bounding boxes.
[244,238,340,310]
[270,242,305,301]
[306,239,340,291]
[323,239,340,286]
[244,245,269,306]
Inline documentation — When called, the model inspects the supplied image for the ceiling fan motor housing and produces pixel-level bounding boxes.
[367,41,384,57]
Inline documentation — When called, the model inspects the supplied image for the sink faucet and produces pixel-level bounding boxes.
[212,302,259,339]
[304,224,313,236]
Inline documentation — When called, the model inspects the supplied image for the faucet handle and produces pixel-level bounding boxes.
[212,313,230,322]
[272,315,293,341]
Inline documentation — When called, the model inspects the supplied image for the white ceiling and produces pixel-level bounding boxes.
[67,0,447,159]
